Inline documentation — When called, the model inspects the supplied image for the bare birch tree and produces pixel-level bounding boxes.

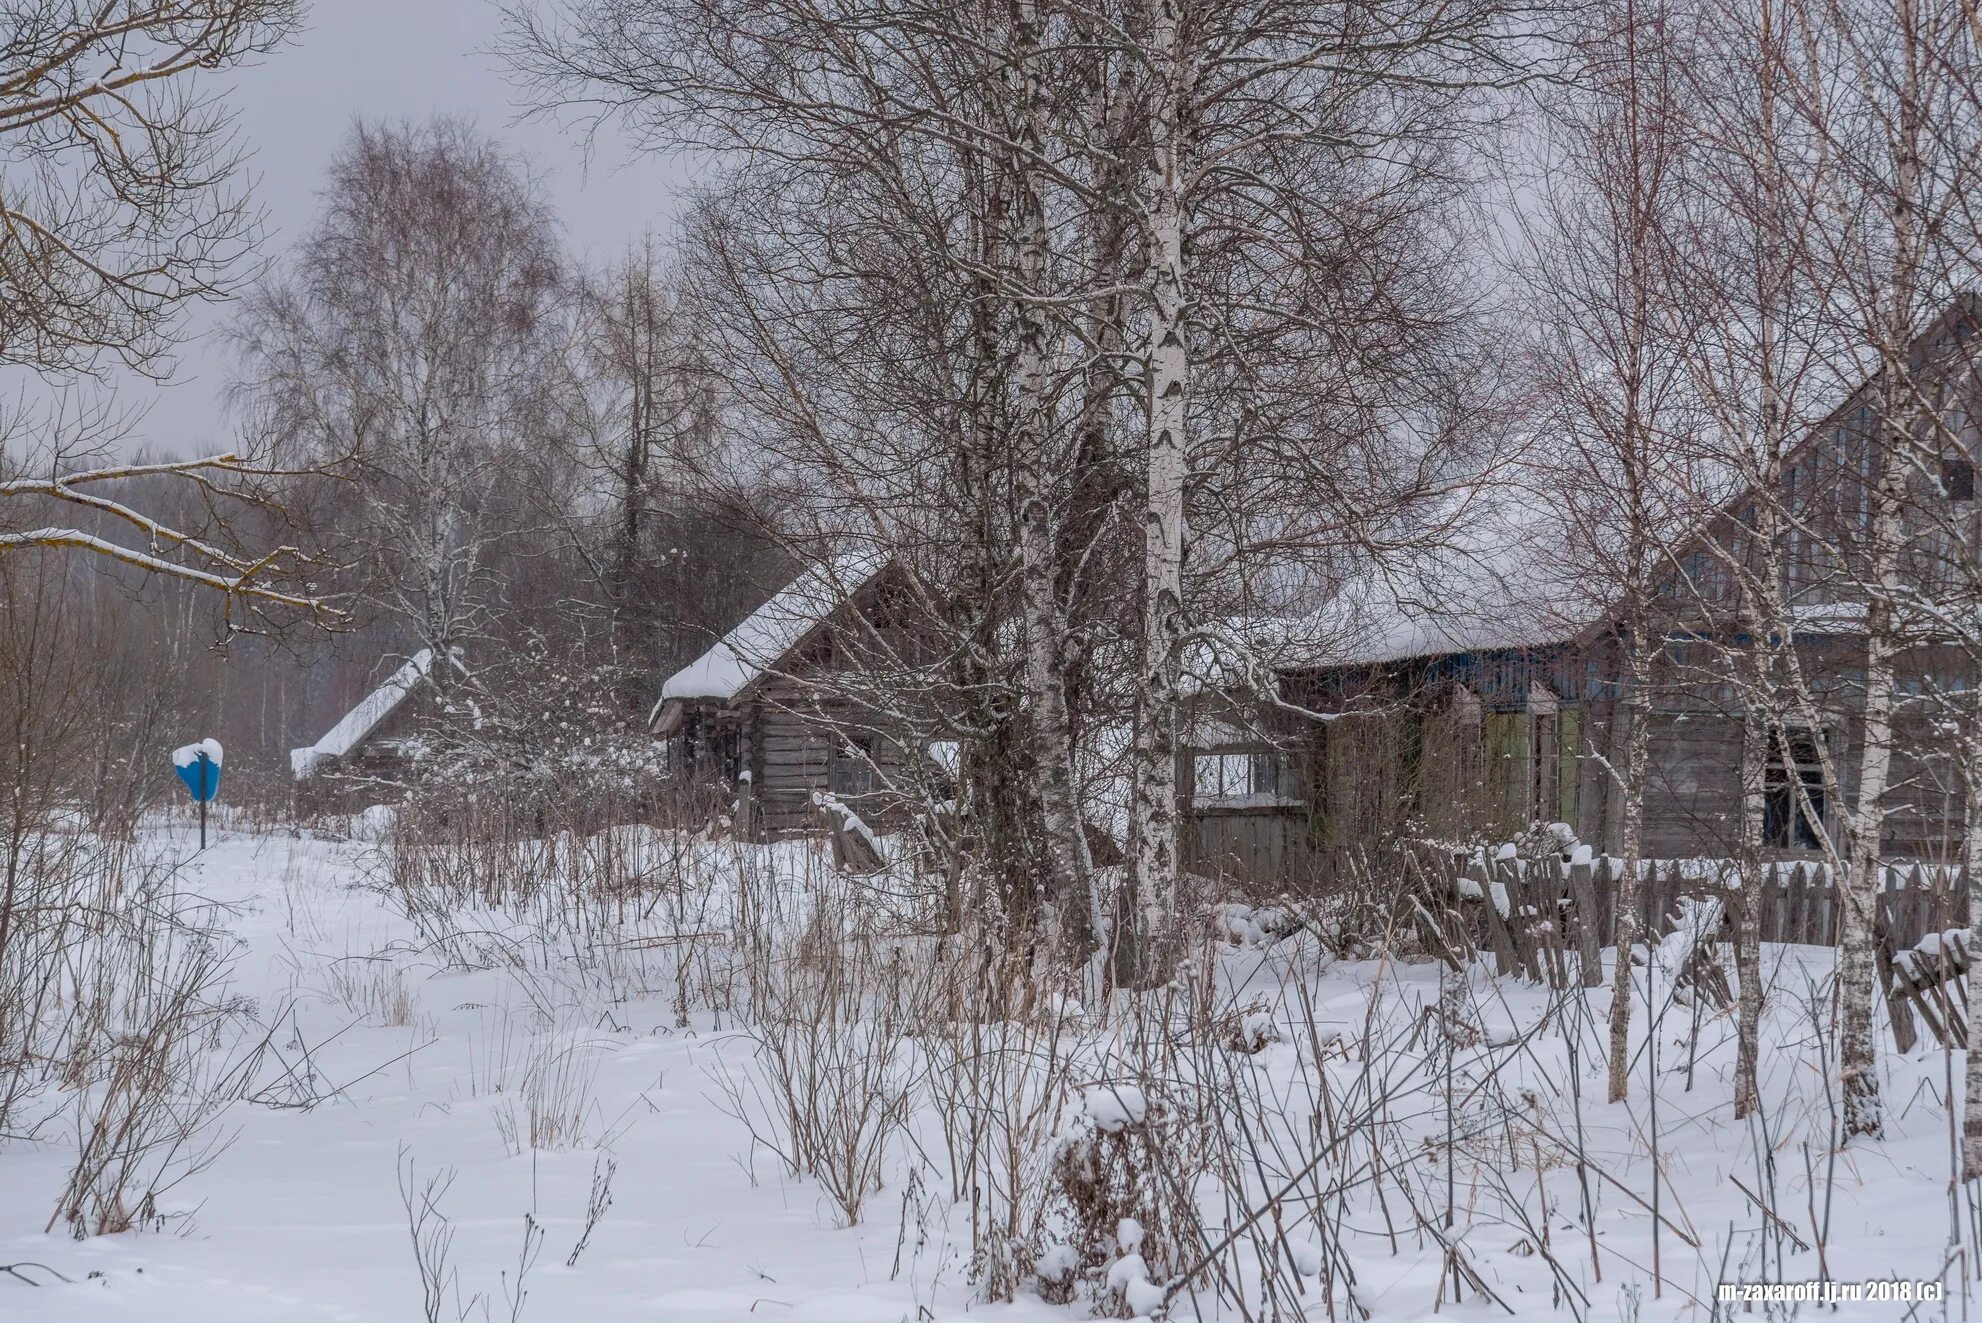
[231,119,573,682]
[1769,0,1982,1139]
[1101,0,1541,983]
[1661,0,1841,1121]
[505,0,1140,968]
[1523,0,1697,1102]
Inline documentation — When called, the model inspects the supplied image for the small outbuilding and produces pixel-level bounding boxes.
[290,648,466,808]
[651,551,932,837]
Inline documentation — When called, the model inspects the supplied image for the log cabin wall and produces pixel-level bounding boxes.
[1184,629,1981,891]
[747,682,920,838]
[663,572,935,842]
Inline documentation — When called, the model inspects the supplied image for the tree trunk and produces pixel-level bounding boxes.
[1126,0,1189,988]
[1962,728,1982,1178]
[1734,702,1767,1118]
[611,262,656,667]
[1841,526,1903,1140]
[1606,646,1650,1104]
[1010,0,1093,965]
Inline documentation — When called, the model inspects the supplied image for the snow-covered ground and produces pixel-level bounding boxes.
[0,823,1037,1323]
[1,821,1975,1321]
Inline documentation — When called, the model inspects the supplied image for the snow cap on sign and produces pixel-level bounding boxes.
[172,738,223,768]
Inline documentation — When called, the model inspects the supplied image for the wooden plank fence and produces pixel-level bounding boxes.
[1447,853,1971,952]
[1429,851,1977,1047]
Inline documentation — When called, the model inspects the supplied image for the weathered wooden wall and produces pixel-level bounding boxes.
[1187,807,1314,893]
[736,681,923,839]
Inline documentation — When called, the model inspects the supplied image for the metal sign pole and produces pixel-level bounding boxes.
[198,752,209,851]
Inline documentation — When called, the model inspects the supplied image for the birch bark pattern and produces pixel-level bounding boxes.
[1734,703,1767,1118]
[1964,729,1982,1178]
[1128,0,1189,986]
[1009,0,1093,960]
[1839,440,1908,1139]
[1606,658,1650,1105]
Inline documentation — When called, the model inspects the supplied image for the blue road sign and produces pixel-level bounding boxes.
[172,740,223,803]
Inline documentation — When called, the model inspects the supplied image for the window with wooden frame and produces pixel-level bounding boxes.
[678,715,740,784]
[1192,749,1298,805]
[829,733,881,798]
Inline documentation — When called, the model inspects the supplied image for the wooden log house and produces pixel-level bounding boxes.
[649,551,931,838]
[289,648,469,811]
[1184,298,1982,891]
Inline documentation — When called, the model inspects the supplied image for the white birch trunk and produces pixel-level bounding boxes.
[1009,0,1092,961]
[1840,477,1905,1139]
[1127,0,1189,986]
[1605,647,1651,1103]
[1734,700,1767,1118]
[1961,724,1982,1179]
[1732,247,1791,1122]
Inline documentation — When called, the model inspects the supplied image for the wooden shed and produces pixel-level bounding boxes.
[650,552,935,838]
[290,648,466,811]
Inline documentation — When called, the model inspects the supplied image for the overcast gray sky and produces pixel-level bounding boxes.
[124,0,695,457]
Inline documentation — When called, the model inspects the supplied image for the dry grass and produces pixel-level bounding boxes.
[492,1029,613,1156]
[2,834,258,1239]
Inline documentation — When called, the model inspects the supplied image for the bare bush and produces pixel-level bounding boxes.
[27,844,255,1237]
[565,1155,617,1267]
[713,883,939,1227]
[492,1029,611,1156]
[400,1152,464,1323]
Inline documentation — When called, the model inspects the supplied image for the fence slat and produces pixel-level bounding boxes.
[1570,857,1602,986]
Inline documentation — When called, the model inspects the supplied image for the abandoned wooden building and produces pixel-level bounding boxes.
[652,293,1982,886]
[289,648,466,810]
[650,550,935,838]
[1186,302,1982,888]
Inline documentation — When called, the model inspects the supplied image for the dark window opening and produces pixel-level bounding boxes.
[676,716,741,784]
[1944,456,1976,501]
[830,734,880,798]
[1764,729,1827,850]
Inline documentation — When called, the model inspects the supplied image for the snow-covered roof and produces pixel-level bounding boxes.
[290,650,436,780]
[1191,483,1595,682]
[658,551,891,706]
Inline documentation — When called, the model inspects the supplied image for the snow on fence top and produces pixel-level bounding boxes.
[659,551,890,704]
[1463,847,1965,888]
[289,649,435,780]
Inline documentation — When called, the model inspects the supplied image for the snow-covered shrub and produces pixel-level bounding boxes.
[1215,996,1283,1055]
[409,655,675,825]
[1037,1065,1200,1317]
